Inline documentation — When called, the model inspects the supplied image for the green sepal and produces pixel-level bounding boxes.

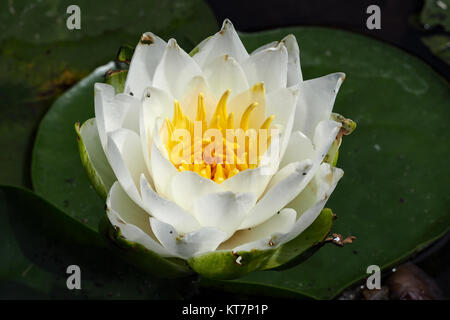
[324,113,356,166]
[75,119,113,200]
[99,215,195,279]
[331,112,357,134]
[116,45,135,64]
[188,208,334,280]
[104,69,128,94]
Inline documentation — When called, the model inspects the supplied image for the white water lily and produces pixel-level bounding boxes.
[77,20,351,274]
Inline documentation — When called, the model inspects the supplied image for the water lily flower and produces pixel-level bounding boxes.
[75,19,355,279]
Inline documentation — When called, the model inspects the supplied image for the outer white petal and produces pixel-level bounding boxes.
[193,192,257,238]
[219,208,296,251]
[94,83,128,149]
[293,72,345,138]
[280,130,314,168]
[193,19,249,68]
[106,182,171,257]
[140,174,201,234]
[283,34,303,85]
[239,160,313,229]
[94,84,141,150]
[242,43,288,92]
[79,118,115,192]
[278,164,344,245]
[288,163,343,219]
[150,218,227,259]
[124,32,166,98]
[313,120,342,161]
[152,39,202,99]
[106,128,148,206]
[203,54,249,99]
[168,171,223,212]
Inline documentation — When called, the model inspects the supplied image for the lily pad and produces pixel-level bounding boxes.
[32,64,113,232]
[31,27,450,299]
[0,185,181,299]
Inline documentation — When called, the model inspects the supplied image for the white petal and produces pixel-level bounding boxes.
[288,163,344,218]
[140,87,174,175]
[180,75,217,121]
[106,128,148,206]
[280,130,314,168]
[283,34,303,85]
[117,94,141,134]
[79,118,115,192]
[279,164,344,244]
[203,54,249,99]
[250,35,302,86]
[140,174,201,234]
[250,41,278,55]
[168,171,223,212]
[242,43,288,92]
[94,83,126,149]
[266,86,299,160]
[239,160,313,229]
[193,19,249,68]
[152,39,202,99]
[227,83,266,129]
[293,72,345,138]
[106,182,171,257]
[219,167,272,200]
[150,218,227,259]
[313,119,342,162]
[94,83,142,150]
[124,32,167,99]
[219,208,296,251]
[150,131,178,197]
[193,191,257,238]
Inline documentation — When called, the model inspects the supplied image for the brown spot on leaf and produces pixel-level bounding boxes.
[325,233,356,247]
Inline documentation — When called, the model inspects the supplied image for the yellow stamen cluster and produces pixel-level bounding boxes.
[160,90,274,184]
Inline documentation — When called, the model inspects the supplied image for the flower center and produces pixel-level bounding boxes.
[160,90,275,183]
